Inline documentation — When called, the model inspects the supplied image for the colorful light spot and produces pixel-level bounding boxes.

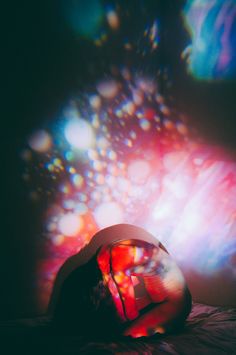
[97,80,119,99]
[106,7,120,30]
[52,235,65,246]
[140,119,151,131]
[28,130,52,153]
[89,95,102,110]
[71,174,84,188]
[65,151,75,161]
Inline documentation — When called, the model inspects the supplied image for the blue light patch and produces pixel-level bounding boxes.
[182,0,236,80]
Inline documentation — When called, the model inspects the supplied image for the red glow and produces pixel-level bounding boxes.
[143,107,156,120]
[97,238,190,337]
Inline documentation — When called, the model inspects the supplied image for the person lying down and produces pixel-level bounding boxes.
[50,224,192,338]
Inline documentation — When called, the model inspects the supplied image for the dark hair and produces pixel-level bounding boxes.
[53,253,124,338]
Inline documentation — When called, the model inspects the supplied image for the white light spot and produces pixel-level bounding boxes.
[65,119,95,149]
[58,213,83,236]
[128,160,151,184]
[152,202,173,220]
[94,202,124,228]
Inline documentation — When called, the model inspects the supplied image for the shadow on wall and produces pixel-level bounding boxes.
[185,268,236,307]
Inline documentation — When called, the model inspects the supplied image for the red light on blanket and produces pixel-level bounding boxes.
[52,225,192,339]
[97,238,191,337]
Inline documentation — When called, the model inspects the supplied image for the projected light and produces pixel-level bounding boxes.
[22,68,236,310]
[64,118,95,150]
[128,160,151,184]
[182,0,236,79]
[106,6,120,30]
[96,235,190,338]
[94,202,124,228]
[58,213,83,237]
[152,201,174,221]
[28,130,52,153]
[96,79,120,99]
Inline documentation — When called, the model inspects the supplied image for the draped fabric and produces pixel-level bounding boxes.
[97,239,192,338]
[50,225,192,338]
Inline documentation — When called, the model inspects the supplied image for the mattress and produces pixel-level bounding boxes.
[1,303,236,354]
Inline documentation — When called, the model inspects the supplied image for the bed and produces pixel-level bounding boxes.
[1,302,236,354]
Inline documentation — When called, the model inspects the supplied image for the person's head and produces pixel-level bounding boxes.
[53,252,125,338]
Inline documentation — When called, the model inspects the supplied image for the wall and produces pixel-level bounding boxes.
[2,0,236,320]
